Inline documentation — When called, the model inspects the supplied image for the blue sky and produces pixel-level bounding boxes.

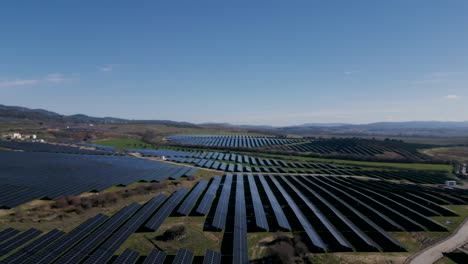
[1,1,467,126]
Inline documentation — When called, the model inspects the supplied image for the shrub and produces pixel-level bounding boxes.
[158,224,187,241]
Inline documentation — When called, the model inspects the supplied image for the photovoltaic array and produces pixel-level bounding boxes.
[0,150,191,208]
[1,173,467,263]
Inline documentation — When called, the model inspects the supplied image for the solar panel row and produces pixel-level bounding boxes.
[202,249,222,264]
[196,176,222,215]
[177,180,208,215]
[0,151,188,208]
[26,213,109,264]
[0,229,65,264]
[0,228,20,243]
[112,248,140,264]
[246,174,269,230]
[290,176,381,250]
[233,174,248,264]
[142,249,167,264]
[257,174,291,230]
[172,248,194,264]
[166,135,303,148]
[279,175,353,250]
[0,228,42,258]
[298,176,404,251]
[54,203,142,264]
[212,174,233,230]
[144,189,188,231]
[268,176,328,251]
[84,194,168,264]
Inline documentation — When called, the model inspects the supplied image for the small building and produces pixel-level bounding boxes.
[445,180,457,187]
[5,132,22,140]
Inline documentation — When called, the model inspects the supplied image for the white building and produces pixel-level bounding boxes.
[10,133,22,139]
[445,180,457,187]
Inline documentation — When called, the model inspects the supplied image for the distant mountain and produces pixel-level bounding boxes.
[279,121,468,137]
[359,121,468,129]
[2,104,468,136]
[301,123,351,127]
[0,104,197,127]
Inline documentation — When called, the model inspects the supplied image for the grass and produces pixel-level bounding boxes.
[434,256,458,264]
[146,145,454,173]
[431,205,468,232]
[117,216,222,255]
[251,152,454,172]
[422,147,468,163]
[93,138,155,150]
[0,147,11,150]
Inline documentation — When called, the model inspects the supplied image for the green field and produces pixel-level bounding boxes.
[238,152,454,172]
[93,138,155,150]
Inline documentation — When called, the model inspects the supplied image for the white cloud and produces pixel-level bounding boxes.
[99,64,119,72]
[45,73,66,83]
[0,73,72,88]
[415,71,465,84]
[0,79,40,87]
[445,94,460,100]
[344,70,359,75]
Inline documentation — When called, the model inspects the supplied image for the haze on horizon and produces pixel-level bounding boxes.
[1,1,467,126]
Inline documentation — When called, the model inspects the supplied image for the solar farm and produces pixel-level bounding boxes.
[166,135,433,161]
[0,139,467,264]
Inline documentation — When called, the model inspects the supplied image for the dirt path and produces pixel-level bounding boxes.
[408,218,468,264]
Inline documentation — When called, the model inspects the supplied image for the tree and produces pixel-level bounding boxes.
[142,130,157,144]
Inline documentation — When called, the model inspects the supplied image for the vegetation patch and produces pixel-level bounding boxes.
[93,137,155,150]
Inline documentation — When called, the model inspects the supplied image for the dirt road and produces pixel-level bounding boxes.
[409,219,468,264]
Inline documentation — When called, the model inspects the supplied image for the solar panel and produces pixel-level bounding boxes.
[177,180,208,215]
[312,176,404,231]
[142,249,167,264]
[0,228,20,243]
[112,248,140,264]
[0,151,188,208]
[185,167,199,177]
[0,228,42,257]
[0,229,64,264]
[257,174,291,230]
[247,174,269,230]
[25,213,109,264]
[83,194,168,264]
[212,174,233,230]
[204,160,214,168]
[297,176,392,251]
[233,174,248,264]
[202,249,222,264]
[211,161,220,170]
[279,176,353,250]
[172,248,194,264]
[196,176,222,215]
[144,189,188,231]
[219,162,227,171]
[54,203,142,264]
[268,176,327,251]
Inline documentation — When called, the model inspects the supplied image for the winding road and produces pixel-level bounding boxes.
[408,218,468,264]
